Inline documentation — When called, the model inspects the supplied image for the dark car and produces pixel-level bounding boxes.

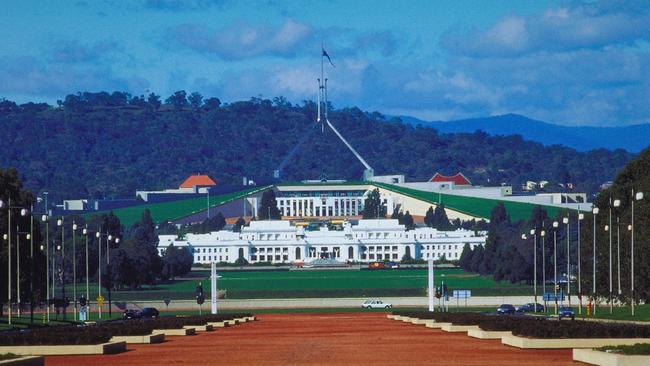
[558,307,575,320]
[141,307,159,318]
[123,309,142,320]
[516,303,545,313]
[497,304,516,315]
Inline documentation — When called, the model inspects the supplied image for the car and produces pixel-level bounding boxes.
[558,307,575,320]
[496,304,516,315]
[362,299,392,309]
[141,307,159,318]
[123,309,142,320]
[368,262,385,270]
[516,303,545,313]
[386,262,400,269]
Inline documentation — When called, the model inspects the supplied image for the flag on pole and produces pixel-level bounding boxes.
[322,47,334,67]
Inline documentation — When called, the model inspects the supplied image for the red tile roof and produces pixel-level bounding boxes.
[179,174,217,189]
[429,172,472,186]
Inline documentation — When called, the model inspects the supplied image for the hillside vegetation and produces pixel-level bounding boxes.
[0,92,633,203]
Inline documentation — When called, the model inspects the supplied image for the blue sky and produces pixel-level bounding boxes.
[1,0,649,126]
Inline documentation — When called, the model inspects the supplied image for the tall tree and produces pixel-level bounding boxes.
[424,206,435,227]
[361,188,386,219]
[402,210,415,230]
[233,217,246,232]
[258,190,281,220]
[161,244,193,280]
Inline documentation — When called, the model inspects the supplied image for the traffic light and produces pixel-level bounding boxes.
[435,286,441,299]
[196,283,205,305]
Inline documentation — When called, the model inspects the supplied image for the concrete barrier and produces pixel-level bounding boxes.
[152,328,196,336]
[409,318,429,325]
[184,325,214,332]
[0,342,126,356]
[224,320,239,326]
[110,333,165,344]
[208,321,229,328]
[440,324,480,333]
[573,348,650,366]
[467,329,512,340]
[502,335,650,349]
[0,356,43,366]
[425,322,451,329]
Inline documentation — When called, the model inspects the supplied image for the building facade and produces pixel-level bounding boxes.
[158,219,486,264]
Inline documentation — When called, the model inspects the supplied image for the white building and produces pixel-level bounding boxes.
[158,219,486,264]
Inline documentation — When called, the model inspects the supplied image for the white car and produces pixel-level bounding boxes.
[362,299,392,309]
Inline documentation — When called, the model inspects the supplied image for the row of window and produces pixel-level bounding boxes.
[196,255,228,262]
[194,248,230,254]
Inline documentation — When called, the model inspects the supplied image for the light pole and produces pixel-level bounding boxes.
[553,220,559,314]
[54,243,61,319]
[42,214,50,321]
[608,197,614,314]
[56,217,67,319]
[0,199,28,325]
[206,187,211,219]
[613,199,621,300]
[16,230,32,317]
[95,231,103,319]
[541,228,546,312]
[592,207,599,315]
[531,228,538,312]
[563,216,570,308]
[631,191,643,316]
[83,226,90,317]
[577,212,584,314]
[72,222,78,321]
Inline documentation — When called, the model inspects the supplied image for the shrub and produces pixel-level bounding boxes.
[598,343,650,355]
[0,326,112,346]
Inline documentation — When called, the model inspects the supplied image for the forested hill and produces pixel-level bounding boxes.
[0,92,634,203]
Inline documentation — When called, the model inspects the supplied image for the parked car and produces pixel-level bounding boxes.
[558,307,575,320]
[362,299,392,309]
[123,309,142,320]
[141,307,159,318]
[368,262,385,270]
[386,262,400,269]
[516,303,545,313]
[496,304,516,315]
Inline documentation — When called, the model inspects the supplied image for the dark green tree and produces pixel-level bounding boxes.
[258,190,281,220]
[161,244,193,280]
[424,206,435,227]
[188,92,203,110]
[402,210,415,230]
[362,189,386,219]
[165,90,188,109]
[233,217,246,232]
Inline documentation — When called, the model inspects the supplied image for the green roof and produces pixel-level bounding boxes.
[87,185,271,227]
[370,182,566,221]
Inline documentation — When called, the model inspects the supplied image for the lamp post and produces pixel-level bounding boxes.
[95,231,102,319]
[29,208,35,324]
[608,196,614,314]
[0,199,28,325]
[41,214,50,321]
[83,226,90,317]
[631,191,643,316]
[592,207,599,315]
[525,230,538,312]
[16,230,32,317]
[541,228,546,312]
[72,222,77,321]
[563,216,570,308]
[577,212,584,314]
[56,217,67,319]
[613,199,622,301]
[54,243,61,318]
[206,187,211,219]
[553,221,559,314]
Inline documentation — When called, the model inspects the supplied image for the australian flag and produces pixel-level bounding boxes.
[322,47,334,67]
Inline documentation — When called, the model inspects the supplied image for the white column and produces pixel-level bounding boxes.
[428,259,434,312]
[211,262,217,314]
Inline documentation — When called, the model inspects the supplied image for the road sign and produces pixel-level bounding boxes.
[543,293,565,301]
[96,295,105,306]
[453,290,471,299]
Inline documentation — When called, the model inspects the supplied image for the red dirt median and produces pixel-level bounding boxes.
[46,312,579,365]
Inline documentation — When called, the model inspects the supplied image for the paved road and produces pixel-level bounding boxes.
[114,295,583,312]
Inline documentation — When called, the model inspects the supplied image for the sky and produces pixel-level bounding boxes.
[1,0,649,127]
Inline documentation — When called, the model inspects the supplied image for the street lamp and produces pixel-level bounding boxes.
[16,231,31,317]
[541,228,546,312]
[553,221,559,314]
[631,191,643,316]
[529,229,538,312]
[41,214,50,321]
[206,187,211,219]
[577,212,584,314]
[56,217,67,320]
[592,207,599,315]
[563,216,570,308]
[82,226,90,318]
[95,231,103,319]
[0,199,28,325]
[613,199,621,299]
[72,222,78,321]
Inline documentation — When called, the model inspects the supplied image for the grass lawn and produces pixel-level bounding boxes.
[51,268,532,301]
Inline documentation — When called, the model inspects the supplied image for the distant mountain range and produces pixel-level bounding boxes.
[398,114,649,153]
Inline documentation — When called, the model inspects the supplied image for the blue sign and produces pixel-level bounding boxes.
[453,290,471,299]
[543,293,565,301]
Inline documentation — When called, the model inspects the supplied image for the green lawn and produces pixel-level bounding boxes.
[85,185,271,226]
[106,268,532,300]
[372,182,567,221]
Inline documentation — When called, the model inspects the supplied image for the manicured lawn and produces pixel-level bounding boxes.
[49,268,532,300]
[85,185,270,226]
[372,182,565,221]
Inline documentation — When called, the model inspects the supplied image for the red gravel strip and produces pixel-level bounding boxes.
[46,312,580,365]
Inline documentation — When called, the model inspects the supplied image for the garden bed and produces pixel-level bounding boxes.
[574,347,650,366]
